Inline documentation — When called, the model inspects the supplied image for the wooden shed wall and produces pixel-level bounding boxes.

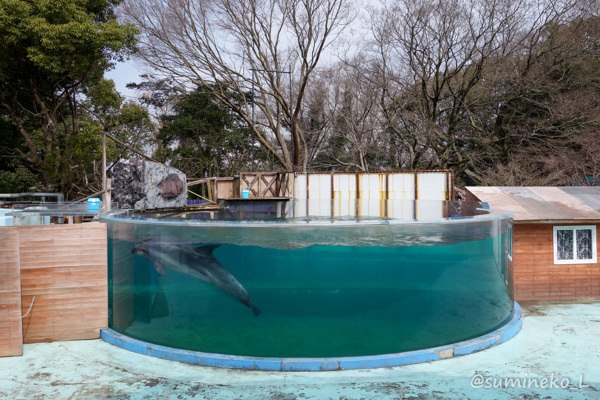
[0,229,23,357]
[513,223,600,301]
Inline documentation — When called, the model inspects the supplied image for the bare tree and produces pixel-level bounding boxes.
[122,0,354,172]
[323,64,384,171]
[363,0,530,170]
[360,0,593,181]
[294,70,336,168]
[287,61,393,171]
[473,11,600,186]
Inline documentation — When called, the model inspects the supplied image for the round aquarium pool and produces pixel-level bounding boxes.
[101,200,521,370]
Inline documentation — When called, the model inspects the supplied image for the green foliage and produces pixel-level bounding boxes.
[76,78,155,191]
[127,74,185,110]
[82,78,155,152]
[0,0,138,198]
[0,166,39,193]
[0,116,38,192]
[156,84,256,177]
[0,0,136,79]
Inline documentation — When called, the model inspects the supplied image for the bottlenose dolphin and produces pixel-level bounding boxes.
[131,237,262,316]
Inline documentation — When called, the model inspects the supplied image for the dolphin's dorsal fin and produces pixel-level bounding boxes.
[194,244,221,256]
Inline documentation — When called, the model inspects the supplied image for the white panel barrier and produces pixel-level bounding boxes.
[333,174,356,217]
[293,171,451,220]
[416,173,447,200]
[387,173,415,219]
[357,174,384,217]
[308,174,332,217]
[293,174,308,217]
[416,173,448,220]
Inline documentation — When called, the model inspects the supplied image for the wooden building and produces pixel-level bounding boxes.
[466,187,600,301]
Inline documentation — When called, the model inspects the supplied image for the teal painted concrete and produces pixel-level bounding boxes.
[100,302,523,371]
[0,302,598,399]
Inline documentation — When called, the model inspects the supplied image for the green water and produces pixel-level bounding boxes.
[108,234,513,358]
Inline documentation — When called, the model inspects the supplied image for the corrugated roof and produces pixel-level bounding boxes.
[465,187,600,222]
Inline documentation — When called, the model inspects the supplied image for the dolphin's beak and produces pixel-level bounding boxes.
[131,247,138,254]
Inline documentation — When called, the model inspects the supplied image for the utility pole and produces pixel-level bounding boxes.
[102,132,107,211]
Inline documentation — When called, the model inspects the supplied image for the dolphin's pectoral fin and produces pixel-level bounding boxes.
[194,244,221,256]
[153,262,168,277]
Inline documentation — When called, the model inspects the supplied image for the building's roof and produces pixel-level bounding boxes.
[465,186,600,222]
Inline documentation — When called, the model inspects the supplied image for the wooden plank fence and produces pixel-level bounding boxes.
[0,229,22,357]
[0,222,108,355]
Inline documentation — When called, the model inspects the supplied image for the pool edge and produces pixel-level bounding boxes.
[100,301,523,371]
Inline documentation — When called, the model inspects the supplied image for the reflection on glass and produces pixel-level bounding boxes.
[577,229,592,260]
[557,230,574,260]
[104,201,514,358]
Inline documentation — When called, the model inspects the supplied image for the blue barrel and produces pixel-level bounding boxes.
[87,198,100,212]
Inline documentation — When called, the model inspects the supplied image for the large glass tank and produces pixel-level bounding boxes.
[103,200,514,358]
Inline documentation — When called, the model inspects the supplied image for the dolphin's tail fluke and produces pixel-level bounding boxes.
[249,302,262,317]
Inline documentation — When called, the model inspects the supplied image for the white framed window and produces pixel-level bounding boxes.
[553,225,597,264]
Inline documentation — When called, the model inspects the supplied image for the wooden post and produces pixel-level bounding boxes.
[207,180,213,203]
[104,178,112,211]
[102,133,107,211]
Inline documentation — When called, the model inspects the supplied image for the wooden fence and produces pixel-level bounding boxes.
[188,173,293,201]
[239,172,293,199]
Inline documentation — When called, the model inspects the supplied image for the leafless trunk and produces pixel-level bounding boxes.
[123,0,353,172]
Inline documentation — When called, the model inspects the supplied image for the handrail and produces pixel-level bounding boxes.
[0,192,64,204]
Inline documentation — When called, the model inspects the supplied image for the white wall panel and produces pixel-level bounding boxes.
[293,171,451,219]
[387,173,415,219]
[358,174,386,217]
[416,173,448,200]
[416,200,444,220]
[388,174,415,200]
[308,174,332,217]
[293,174,308,217]
[332,174,356,217]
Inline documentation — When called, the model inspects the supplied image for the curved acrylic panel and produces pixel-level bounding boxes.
[103,200,514,358]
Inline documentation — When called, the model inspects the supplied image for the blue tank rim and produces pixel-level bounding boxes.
[100,301,523,371]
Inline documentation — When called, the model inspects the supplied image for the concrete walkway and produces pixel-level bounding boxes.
[0,302,598,399]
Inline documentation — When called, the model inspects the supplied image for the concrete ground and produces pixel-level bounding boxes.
[0,302,598,400]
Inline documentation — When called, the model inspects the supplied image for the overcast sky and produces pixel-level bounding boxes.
[105,59,144,102]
